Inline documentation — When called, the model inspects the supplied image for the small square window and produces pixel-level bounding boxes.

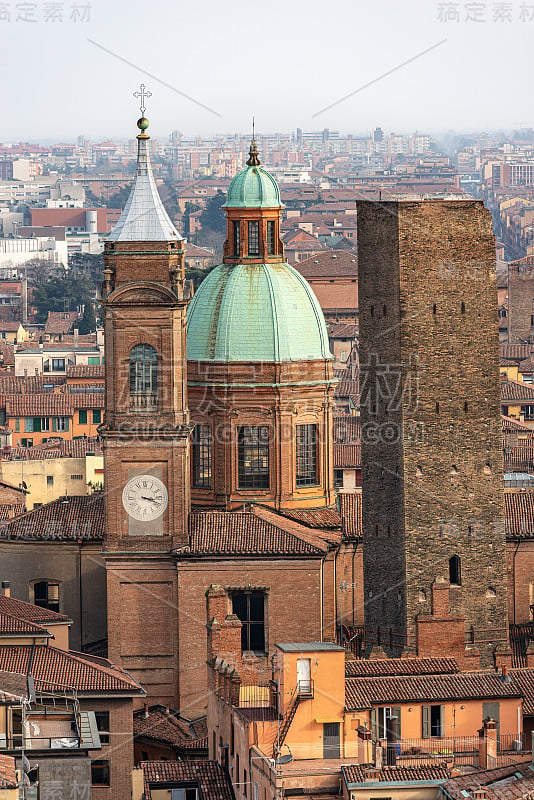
[46,476,54,487]
[91,760,110,787]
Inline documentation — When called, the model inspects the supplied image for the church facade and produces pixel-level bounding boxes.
[99,116,358,714]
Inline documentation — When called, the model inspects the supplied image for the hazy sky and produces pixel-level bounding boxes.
[2,0,533,140]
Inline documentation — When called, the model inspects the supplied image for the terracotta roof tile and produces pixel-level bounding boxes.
[44,311,80,336]
[69,392,105,409]
[0,504,24,521]
[345,657,460,678]
[343,764,450,786]
[345,672,522,710]
[279,507,342,530]
[500,344,533,362]
[142,761,235,800]
[0,375,62,394]
[441,760,534,800]
[502,415,533,433]
[5,393,73,416]
[0,495,104,541]
[504,443,534,472]
[505,491,534,538]
[0,670,30,701]
[0,612,50,637]
[501,378,534,402]
[134,706,208,751]
[5,436,102,460]
[0,342,14,366]
[0,754,17,789]
[335,443,361,468]
[187,506,329,557]
[334,415,361,443]
[0,645,143,694]
[339,492,362,539]
[66,364,105,379]
[0,594,69,624]
[296,251,358,278]
[327,322,359,338]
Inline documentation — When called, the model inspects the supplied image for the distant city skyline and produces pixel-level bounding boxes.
[2,0,534,139]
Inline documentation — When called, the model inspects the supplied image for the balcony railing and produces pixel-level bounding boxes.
[379,734,528,768]
[130,393,158,412]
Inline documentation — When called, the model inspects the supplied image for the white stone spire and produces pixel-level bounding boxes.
[108,116,182,243]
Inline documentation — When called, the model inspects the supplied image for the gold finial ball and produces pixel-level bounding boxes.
[137,117,149,131]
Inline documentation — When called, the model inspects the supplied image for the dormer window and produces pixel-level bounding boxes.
[248,221,260,256]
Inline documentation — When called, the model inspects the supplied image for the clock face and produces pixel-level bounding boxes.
[122,475,168,521]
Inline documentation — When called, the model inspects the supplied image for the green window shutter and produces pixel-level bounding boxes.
[64,418,69,432]
[52,418,57,432]
[440,705,445,737]
[15,419,20,432]
[422,705,430,739]
[24,418,33,433]
[79,410,87,425]
[93,410,101,424]
[370,708,378,738]
[33,417,41,433]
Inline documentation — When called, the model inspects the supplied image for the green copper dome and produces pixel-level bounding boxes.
[187,262,331,363]
[223,165,283,209]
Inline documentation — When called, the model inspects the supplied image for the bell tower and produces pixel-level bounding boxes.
[100,92,191,705]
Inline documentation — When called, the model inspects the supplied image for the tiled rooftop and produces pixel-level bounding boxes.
[345,671,524,710]
[141,760,234,800]
[0,594,69,624]
[134,705,208,751]
[441,761,534,800]
[343,763,451,786]
[0,645,143,695]
[345,657,460,678]
[0,494,104,541]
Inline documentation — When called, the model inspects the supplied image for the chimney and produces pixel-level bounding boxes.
[2,581,10,597]
[473,789,487,800]
[74,328,79,347]
[479,718,498,769]
[143,703,149,719]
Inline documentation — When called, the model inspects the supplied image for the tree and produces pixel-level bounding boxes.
[31,269,94,324]
[79,300,97,334]
[199,191,226,236]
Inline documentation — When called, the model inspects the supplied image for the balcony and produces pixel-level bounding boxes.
[380,734,528,768]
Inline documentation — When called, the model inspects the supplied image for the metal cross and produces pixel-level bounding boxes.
[133,83,152,115]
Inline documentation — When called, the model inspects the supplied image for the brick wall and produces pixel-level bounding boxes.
[358,200,508,665]
[80,697,135,800]
[177,558,324,716]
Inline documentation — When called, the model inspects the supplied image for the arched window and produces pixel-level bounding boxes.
[449,555,461,586]
[129,344,158,411]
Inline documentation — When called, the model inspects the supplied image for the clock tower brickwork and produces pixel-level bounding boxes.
[100,119,191,705]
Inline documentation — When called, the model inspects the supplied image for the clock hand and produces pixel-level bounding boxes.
[140,496,158,503]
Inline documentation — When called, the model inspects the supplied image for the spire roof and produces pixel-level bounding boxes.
[108,116,182,243]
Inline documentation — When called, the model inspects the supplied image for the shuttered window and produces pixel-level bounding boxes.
[422,704,444,738]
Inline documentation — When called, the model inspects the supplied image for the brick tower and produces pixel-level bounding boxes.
[100,108,190,704]
[357,200,508,666]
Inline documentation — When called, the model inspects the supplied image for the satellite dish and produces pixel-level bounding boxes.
[275,754,293,765]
